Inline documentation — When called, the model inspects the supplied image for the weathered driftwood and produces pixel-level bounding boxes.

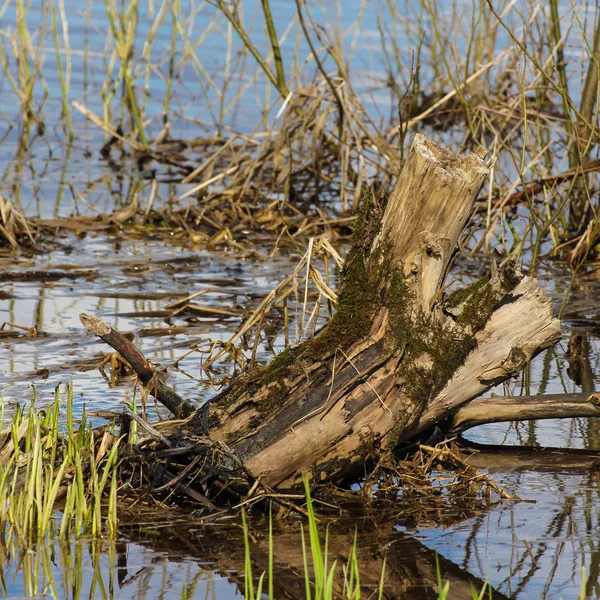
[82,134,562,491]
[80,313,196,419]
[449,392,600,433]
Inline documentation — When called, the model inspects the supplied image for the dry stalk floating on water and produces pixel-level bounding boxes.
[79,134,569,508]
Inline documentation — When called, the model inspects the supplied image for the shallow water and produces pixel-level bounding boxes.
[2,219,600,600]
[0,234,298,410]
[2,0,600,598]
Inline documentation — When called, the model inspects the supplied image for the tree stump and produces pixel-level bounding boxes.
[82,134,562,492]
[191,134,560,488]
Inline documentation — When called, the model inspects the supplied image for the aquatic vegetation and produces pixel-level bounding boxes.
[1,0,600,264]
[240,479,388,600]
[0,383,119,544]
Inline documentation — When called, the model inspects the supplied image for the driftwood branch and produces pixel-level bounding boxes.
[449,392,600,433]
[80,313,196,419]
[475,158,600,211]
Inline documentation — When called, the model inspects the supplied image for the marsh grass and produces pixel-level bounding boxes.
[239,478,508,600]
[50,0,73,140]
[240,479,388,600]
[3,3,600,597]
[0,0,49,133]
[0,383,120,545]
[2,0,600,273]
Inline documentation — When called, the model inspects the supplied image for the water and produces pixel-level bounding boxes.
[2,0,600,598]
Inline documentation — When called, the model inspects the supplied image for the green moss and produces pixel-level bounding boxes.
[302,188,384,359]
[348,186,380,250]
[256,381,289,413]
[258,347,294,385]
[307,251,377,356]
[242,348,295,413]
[386,261,523,416]
[445,276,494,331]
[443,267,521,332]
[387,270,476,412]
[444,276,489,312]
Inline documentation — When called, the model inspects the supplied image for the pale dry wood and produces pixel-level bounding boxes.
[210,135,532,488]
[414,275,561,435]
[374,134,489,311]
[82,134,563,492]
[449,392,600,432]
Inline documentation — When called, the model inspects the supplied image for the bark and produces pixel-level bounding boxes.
[82,134,562,491]
[202,134,560,489]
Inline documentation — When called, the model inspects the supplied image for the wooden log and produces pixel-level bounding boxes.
[82,134,562,492]
[449,392,600,433]
[202,134,560,489]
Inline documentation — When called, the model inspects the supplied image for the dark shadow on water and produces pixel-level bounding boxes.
[103,507,510,599]
[0,481,518,599]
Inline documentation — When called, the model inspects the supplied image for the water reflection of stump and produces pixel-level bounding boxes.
[116,512,510,599]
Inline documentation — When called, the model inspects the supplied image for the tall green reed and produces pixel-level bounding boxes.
[241,477,387,600]
[0,0,49,132]
[0,383,120,545]
[102,0,148,148]
[50,0,73,141]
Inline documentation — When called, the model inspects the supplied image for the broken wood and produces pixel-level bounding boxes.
[80,313,196,419]
[449,392,600,433]
[82,134,563,494]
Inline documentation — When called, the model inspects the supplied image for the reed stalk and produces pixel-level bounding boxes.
[103,0,148,148]
[260,0,287,94]
[50,0,73,141]
[549,0,576,164]
[0,384,119,545]
[215,0,288,97]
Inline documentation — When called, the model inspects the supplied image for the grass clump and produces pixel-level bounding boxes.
[0,383,120,544]
[241,476,503,600]
[242,477,388,600]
